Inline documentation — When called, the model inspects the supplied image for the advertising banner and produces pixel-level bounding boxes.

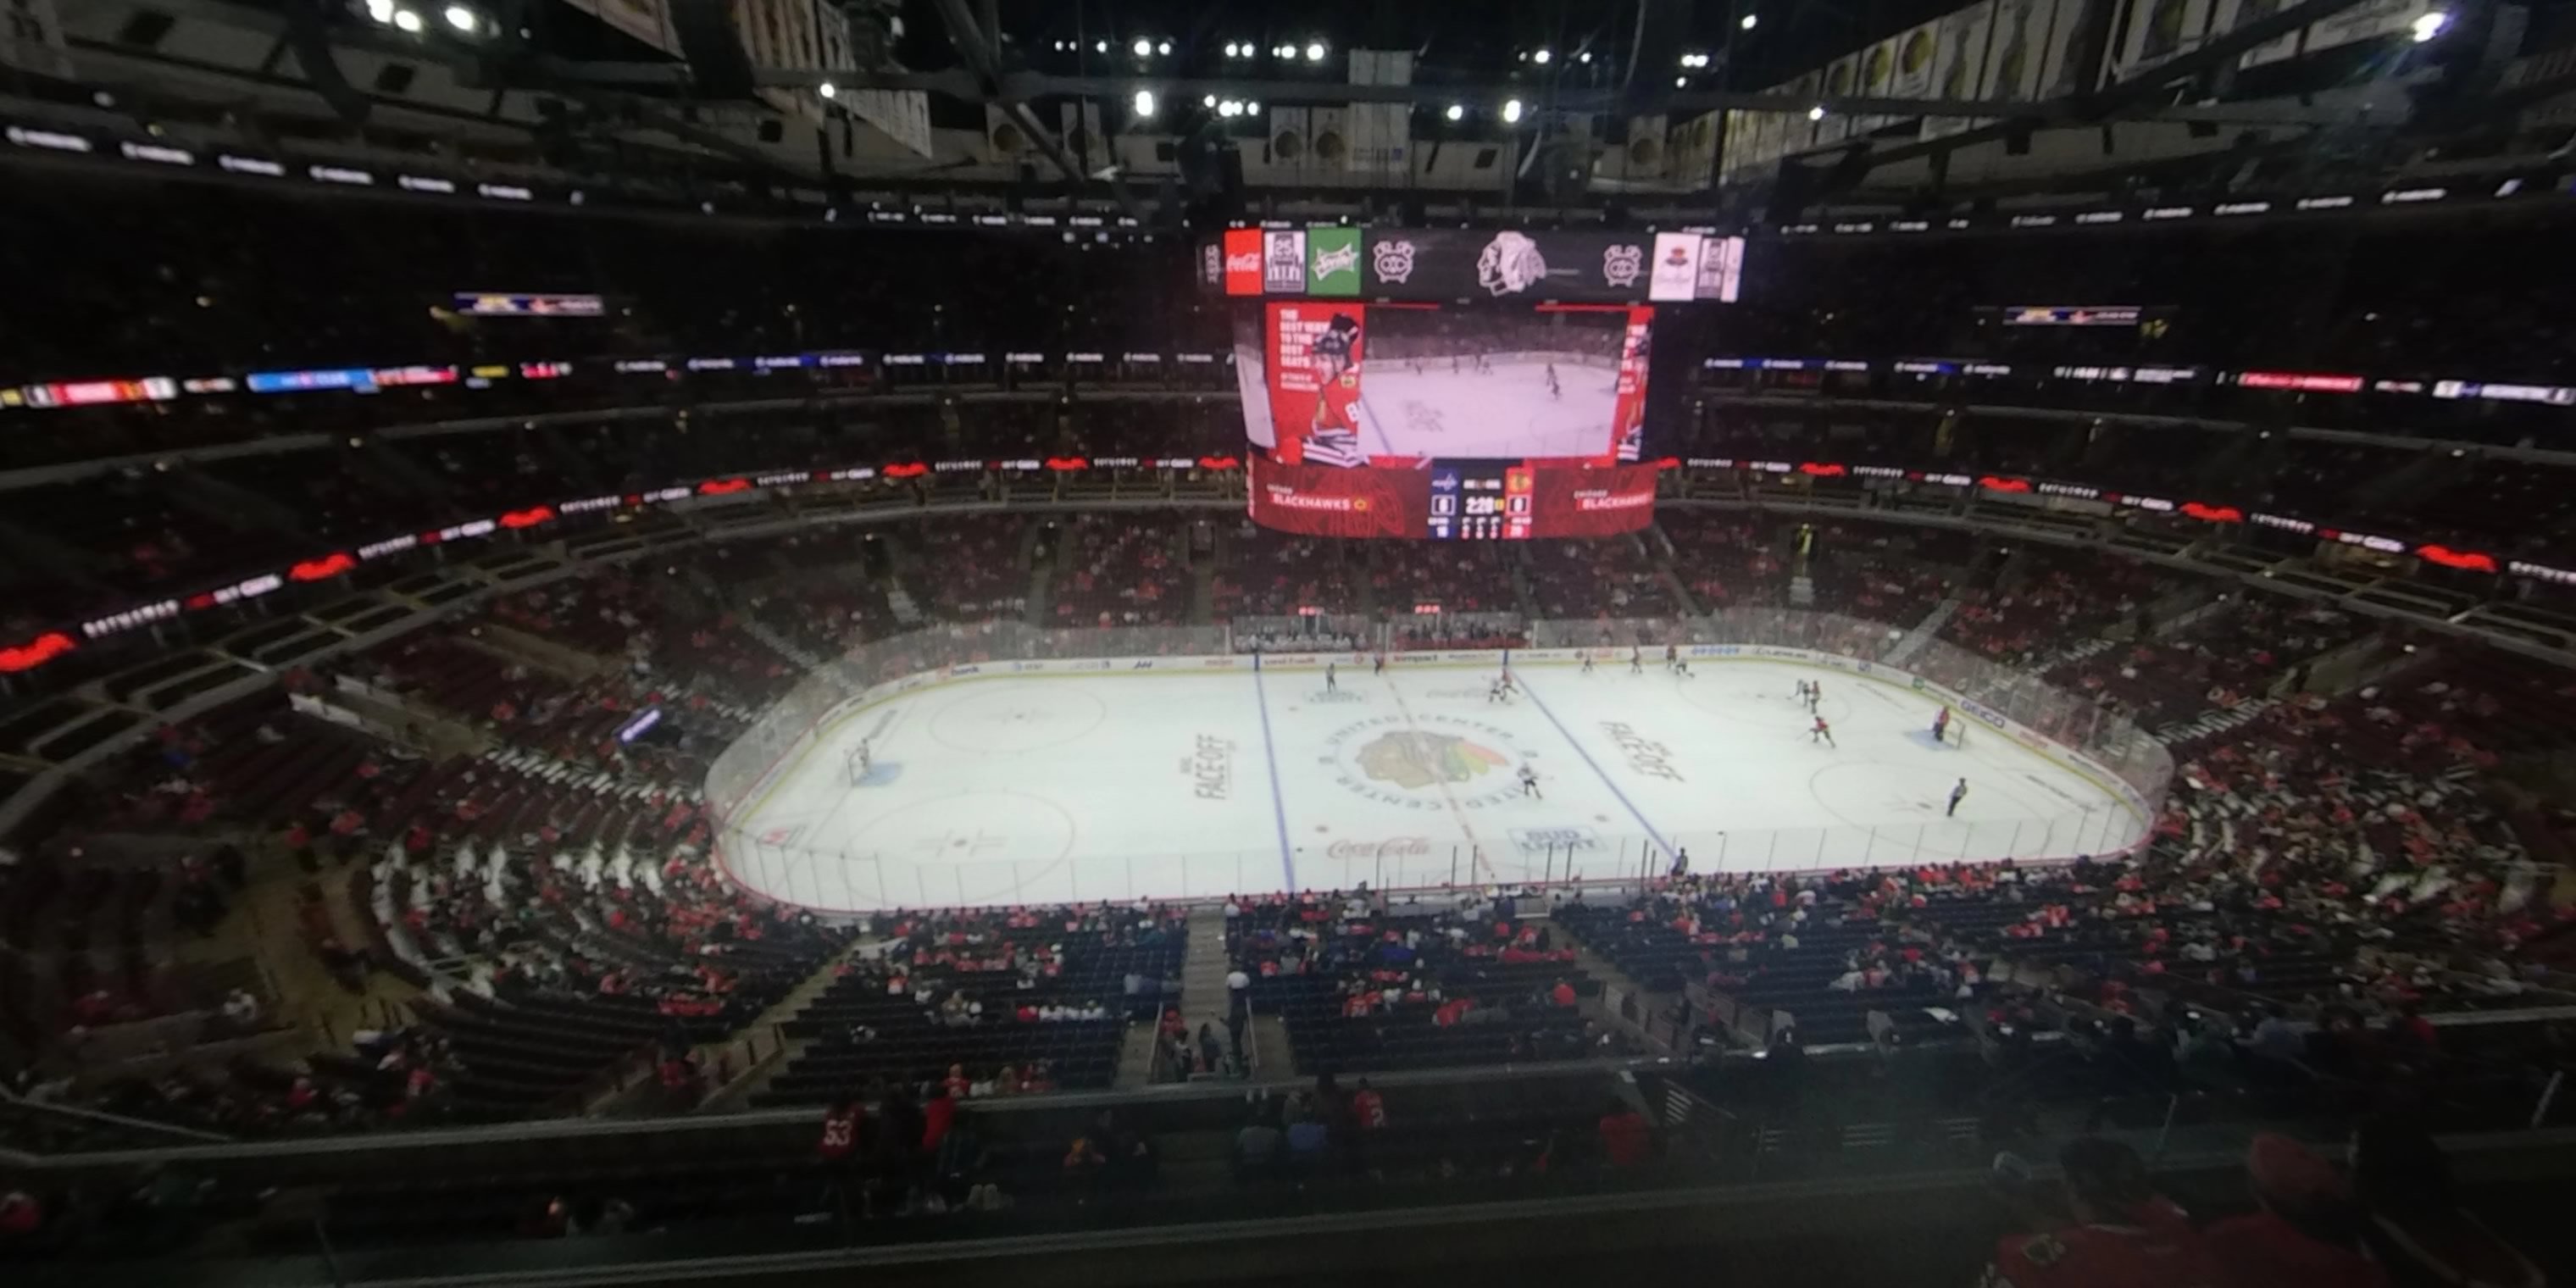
[1648,232,1704,303]
[1263,229,1307,295]
[1263,301,1370,466]
[1249,457,1663,541]
[1611,309,1652,462]
[1306,225,1363,297]
[1213,229,1735,304]
[1223,228,1264,297]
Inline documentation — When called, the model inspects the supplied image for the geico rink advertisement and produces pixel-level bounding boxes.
[1248,455,1663,540]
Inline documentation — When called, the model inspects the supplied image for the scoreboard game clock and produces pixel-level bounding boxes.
[1427,462,1535,540]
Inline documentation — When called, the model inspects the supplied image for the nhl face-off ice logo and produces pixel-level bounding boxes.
[1371,238,1417,284]
[1602,243,1645,288]
[1476,231,1548,296]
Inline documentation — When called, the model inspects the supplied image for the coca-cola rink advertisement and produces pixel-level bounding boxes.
[1249,455,1663,540]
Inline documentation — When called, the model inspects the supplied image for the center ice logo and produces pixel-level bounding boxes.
[1356,730,1507,789]
[1323,714,1529,809]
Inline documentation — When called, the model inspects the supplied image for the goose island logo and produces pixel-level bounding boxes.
[1321,714,1530,808]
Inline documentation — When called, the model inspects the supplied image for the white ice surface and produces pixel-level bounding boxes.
[719,658,2146,913]
[1352,360,1621,459]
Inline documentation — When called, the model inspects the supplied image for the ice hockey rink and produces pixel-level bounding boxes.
[715,657,2150,913]
[1353,359,1621,459]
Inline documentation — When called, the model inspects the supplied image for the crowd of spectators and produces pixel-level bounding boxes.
[1522,536,1678,620]
[1372,544,1520,615]
[1046,516,1191,627]
[1209,525,1365,618]
[1942,545,2185,667]
[2063,597,2373,730]
[1227,889,1618,1074]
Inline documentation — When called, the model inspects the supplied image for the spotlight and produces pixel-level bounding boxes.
[1094,39,1108,53]
[1132,89,1156,118]
[1158,41,1171,55]
[1445,103,1464,121]
[1675,76,1688,88]
[1532,48,1552,64]
[391,7,423,32]
[442,3,476,32]
[1579,51,1593,63]
[819,80,837,99]
[1203,93,1218,108]
[1305,41,1325,62]
[1502,98,1524,124]
[2411,9,2447,41]
[1223,42,1239,57]
[1741,12,1759,30]
[1132,36,1152,57]
[1807,104,1826,121]
[364,0,394,21]
[1245,101,1261,115]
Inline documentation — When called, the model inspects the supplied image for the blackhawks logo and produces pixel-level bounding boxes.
[1356,730,1509,789]
[1322,714,1530,810]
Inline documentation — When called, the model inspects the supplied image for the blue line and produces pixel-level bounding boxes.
[1516,672,1677,860]
[1249,662,1300,891]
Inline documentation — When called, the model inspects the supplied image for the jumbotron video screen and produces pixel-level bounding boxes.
[1213,226,1737,540]
[1236,303,1664,541]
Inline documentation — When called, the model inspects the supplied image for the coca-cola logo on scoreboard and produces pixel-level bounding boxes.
[1222,228,1264,296]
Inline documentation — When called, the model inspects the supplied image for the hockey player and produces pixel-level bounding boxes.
[1673,658,1693,680]
[1299,313,1368,469]
[1947,778,1968,818]
[1488,676,1511,704]
[1372,652,1386,676]
[1806,681,1823,714]
[1580,652,1596,675]
[1664,643,1679,672]
[1545,362,1562,400]
[1932,706,1951,743]
[1793,679,1810,702]
[1325,662,1337,693]
[1629,647,1645,675]
[1810,715,1835,747]
[1518,764,1541,798]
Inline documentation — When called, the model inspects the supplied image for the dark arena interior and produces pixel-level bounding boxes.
[9,1,2576,1285]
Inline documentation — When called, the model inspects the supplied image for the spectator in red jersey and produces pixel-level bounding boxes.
[1351,1079,1386,1132]
[1983,1138,2221,1288]
[2203,1135,2389,1288]
[1550,978,1579,1008]
[817,1095,863,1165]
[1596,1096,1652,1169]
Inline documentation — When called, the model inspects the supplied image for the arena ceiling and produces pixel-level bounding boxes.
[4,0,2572,220]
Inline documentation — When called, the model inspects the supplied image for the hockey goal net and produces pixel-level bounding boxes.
[1936,709,1968,749]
